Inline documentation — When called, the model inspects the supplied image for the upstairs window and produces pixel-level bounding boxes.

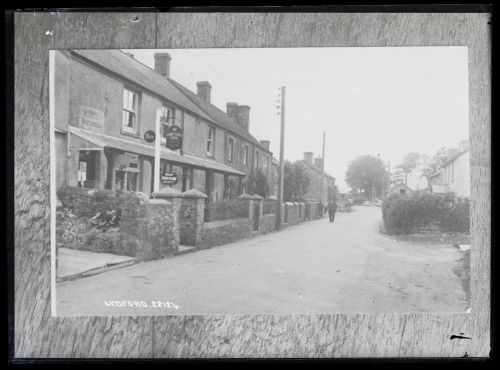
[227,137,234,163]
[243,144,249,166]
[255,150,260,170]
[265,156,270,172]
[160,106,175,144]
[207,126,215,157]
[122,88,138,133]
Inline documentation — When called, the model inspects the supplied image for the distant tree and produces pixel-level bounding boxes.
[246,169,269,198]
[396,152,422,185]
[345,155,389,200]
[283,161,310,201]
[421,147,461,178]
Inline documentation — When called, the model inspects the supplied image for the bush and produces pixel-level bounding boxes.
[382,192,470,235]
[82,229,137,256]
[205,199,249,222]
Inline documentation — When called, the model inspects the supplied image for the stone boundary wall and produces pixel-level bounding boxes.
[259,214,276,235]
[57,186,178,260]
[284,202,301,226]
[305,201,321,220]
[198,218,252,249]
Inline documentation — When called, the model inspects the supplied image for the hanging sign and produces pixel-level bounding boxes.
[161,172,178,185]
[165,125,183,151]
[144,130,156,143]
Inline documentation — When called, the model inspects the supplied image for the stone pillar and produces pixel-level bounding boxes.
[137,198,177,260]
[238,193,255,235]
[180,189,207,247]
[152,186,183,251]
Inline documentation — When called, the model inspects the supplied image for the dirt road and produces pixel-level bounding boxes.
[56,206,469,316]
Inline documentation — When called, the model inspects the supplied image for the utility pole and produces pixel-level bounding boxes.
[276,86,286,230]
[319,131,326,205]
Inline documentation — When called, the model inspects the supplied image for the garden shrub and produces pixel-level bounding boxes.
[382,192,470,235]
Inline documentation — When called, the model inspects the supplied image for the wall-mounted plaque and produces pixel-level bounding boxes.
[79,105,104,130]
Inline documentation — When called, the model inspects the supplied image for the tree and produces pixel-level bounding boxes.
[396,152,421,185]
[421,147,461,178]
[245,169,269,198]
[283,160,310,202]
[345,155,389,200]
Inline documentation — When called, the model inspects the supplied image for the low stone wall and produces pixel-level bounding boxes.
[259,214,276,235]
[198,218,252,249]
[57,186,178,260]
[284,202,301,226]
[305,201,321,220]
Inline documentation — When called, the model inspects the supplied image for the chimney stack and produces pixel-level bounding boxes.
[314,157,323,169]
[154,52,171,78]
[226,102,239,122]
[196,81,212,103]
[226,102,251,131]
[237,105,250,131]
[304,152,313,164]
[260,140,270,150]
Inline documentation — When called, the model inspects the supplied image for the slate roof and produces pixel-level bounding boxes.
[73,49,271,154]
[169,79,271,153]
[442,147,470,167]
[71,50,214,123]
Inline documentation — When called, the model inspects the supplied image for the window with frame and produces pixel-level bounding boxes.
[255,150,260,170]
[243,144,249,166]
[227,137,234,163]
[160,106,175,144]
[207,126,215,156]
[122,88,138,133]
[265,156,270,172]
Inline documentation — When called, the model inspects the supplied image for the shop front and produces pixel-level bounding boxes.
[62,126,245,199]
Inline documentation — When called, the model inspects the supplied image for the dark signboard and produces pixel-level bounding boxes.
[165,125,183,151]
[144,130,156,143]
[161,172,179,185]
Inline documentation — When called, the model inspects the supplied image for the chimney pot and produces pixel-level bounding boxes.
[196,81,212,103]
[154,52,171,78]
[304,152,313,164]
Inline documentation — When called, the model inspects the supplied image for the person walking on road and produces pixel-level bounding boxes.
[328,200,337,223]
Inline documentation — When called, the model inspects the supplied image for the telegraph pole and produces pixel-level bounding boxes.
[319,131,326,205]
[276,86,286,230]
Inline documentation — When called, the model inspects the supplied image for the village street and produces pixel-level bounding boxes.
[56,206,469,316]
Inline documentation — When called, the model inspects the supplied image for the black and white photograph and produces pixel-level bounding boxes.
[51,46,471,316]
[11,9,491,359]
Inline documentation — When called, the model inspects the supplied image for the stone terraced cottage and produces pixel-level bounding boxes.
[53,49,277,210]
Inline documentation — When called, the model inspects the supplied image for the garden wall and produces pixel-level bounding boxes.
[198,218,252,249]
[57,186,178,260]
[284,202,301,226]
[305,201,321,220]
[259,214,276,235]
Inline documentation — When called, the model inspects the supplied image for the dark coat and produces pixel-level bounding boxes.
[328,202,337,213]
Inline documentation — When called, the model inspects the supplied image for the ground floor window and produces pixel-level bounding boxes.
[115,170,139,192]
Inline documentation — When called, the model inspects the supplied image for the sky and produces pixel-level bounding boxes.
[126,47,469,192]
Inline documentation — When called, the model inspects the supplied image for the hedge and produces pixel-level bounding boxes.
[382,192,470,235]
